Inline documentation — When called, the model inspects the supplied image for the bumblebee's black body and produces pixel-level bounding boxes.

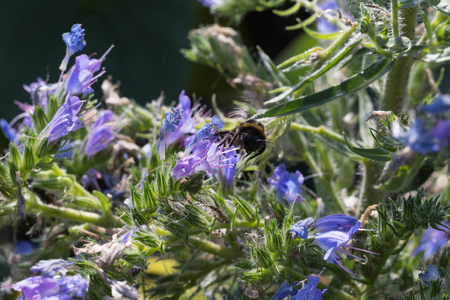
[218,120,267,158]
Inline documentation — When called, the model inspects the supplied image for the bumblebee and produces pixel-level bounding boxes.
[217,120,268,158]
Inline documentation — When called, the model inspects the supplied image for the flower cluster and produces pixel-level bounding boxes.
[172,115,239,183]
[157,91,209,161]
[291,214,375,275]
[10,259,87,300]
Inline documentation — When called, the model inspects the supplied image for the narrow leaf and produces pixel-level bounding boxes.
[265,34,363,105]
[344,134,392,161]
[253,58,393,118]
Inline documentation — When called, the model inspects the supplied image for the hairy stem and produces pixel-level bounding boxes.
[381,6,419,113]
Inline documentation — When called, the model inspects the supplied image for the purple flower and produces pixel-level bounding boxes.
[291,217,314,239]
[392,118,440,154]
[268,163,304,203]
[30,259,75,277]
[42,95,84,143]
[60,24,86,72]
[172,134,237,181]
[64,45,114,95]
[294,275,326,300]
[12,276,60,299]
[413,223,450,259]
[171,140,215,180]
[421,95,450,114]
[12,274,87,300]
[157,107,183,161]
[85,110,116,156]
[419,265,440,285]
[23,77,54,107]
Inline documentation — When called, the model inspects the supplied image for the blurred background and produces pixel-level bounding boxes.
[0,0,303,149]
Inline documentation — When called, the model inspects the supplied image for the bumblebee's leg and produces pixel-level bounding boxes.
[216,130,232,147]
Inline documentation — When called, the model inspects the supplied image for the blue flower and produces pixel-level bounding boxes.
[12,276,60,299]
[171,138,215,181]
[392,118,440,154]
[317,0,341,34]
[12,274,87,300]
[292,214,375,275]
[42,95,84,143]
[165,91,207,147]
[431,120,450,148]
[421,95,450,114]
[184,115,224,154]
[268,163,304,203]
[419,265,440,285]
[172,119,237,181]
[1,119,18,142]
[271,275,326,300]
[24,77,55,107]
[30,259,75,277]
[291,217,314,239]
[85,110,116,156]
[294,275,327,300]
[214,145,240,190]
[14,240,39,255]
[197,0,222,7]
[157,91,209,161]
[413,223,449,259]
[60,24,86,72]
[58,274,88,298]
[271,281,299,300]
[64,45,114,95]
[157,107,184,161]
[312,214,359,233]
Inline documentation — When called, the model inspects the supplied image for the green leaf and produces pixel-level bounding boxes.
[93,191,111,215]
[343,134,392,161]
[273,0,301,16]
[253,57,393,118]
[265,34,364,105]
[302,26,345,40]
[399,0,424,9]
[257,46,291,87]
[377,156,426,192]
[23,144,35,171]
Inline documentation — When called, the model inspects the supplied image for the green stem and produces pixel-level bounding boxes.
[318,25,357,60]
[381,6,419,113]
[290,123,345,144]
[214,219,264,230]
[391,0,400,39]
[28,193,121,227]
[288,131,346,213]
[188,236,237,259]
[361,159,385,206]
